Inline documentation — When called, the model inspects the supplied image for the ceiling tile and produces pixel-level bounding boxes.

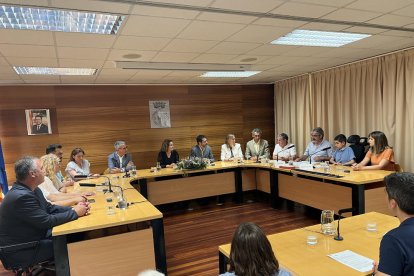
[322,8,382,22]
[55,33,116,48]
[107,49,158,61]
[380,30,414,38]
[58,59,105,68]
[162,39,218,53]
[0,79,24,84]
[271,2,337,18]
[178,21,245,40]
[131,5,199,19]
[50,0,131,14]
[228,55,274,64]
[261,55,303,65]
[226,25,292,43]
[292,0,355,7]
[130,70,172,80]
[346,0,414,13]
[392,4,414,17]
[6,57,59,67]
[211,0,284,13]
[113,36,171,51]
[281,46,330,57]
[141,0,214,7]
[151,52,199,62]
[342,26,386,35]
[190,53,238,63]
[253,18,307,28]
[59,76,97,83]
[166,71,202,77]
[207,42,261,54]
[367,14,414,28]
[0,0,48,6]
[0,66,15,74]
[57,47,109,60]
[196,12,257,24]
[0,57,8,65]
[246,45,298,56]
[99,68,137,77]
[0,30,54,45]
[0,45,56,58]
[21,75,61,84]
[344,35,402,49]
[121,16,190,37]
[300,22,350,31]
[0,73,20,80]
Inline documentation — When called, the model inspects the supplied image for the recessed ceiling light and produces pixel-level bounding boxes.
[200,71,261,78]
[122,54,142,59]
[0,5,124,34]
[240,57,257,62]
[271,29,371,47]
[14,66,97,75]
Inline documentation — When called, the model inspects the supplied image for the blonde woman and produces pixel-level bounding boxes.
[40,154,73,192]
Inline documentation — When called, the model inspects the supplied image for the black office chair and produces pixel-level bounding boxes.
[0,241,53,276]
[347,135,367,163]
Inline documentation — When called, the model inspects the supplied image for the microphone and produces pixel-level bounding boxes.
[308,146,331,164]
[276,144,295,162]
[334,207,354,241]
[79,182,128,209]
[75,174,113,192]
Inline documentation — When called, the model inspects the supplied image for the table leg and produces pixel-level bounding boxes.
[234,168,243,203]
[151,218,167,275]
[270,170,280,209]
[53,235,70,276]
[138,178,148,198]
[352,185,365,215]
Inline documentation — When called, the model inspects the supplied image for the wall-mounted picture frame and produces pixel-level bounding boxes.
[149,100,171,128]
[25,109,52,135]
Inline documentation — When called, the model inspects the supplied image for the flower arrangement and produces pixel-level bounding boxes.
[176,157,208,170]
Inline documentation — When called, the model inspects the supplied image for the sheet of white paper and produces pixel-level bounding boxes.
[328,250,374,272]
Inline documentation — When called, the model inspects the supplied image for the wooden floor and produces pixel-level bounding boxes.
[0,194,319,276]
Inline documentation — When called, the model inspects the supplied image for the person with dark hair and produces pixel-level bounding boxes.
[31,115,49,134]
[329,134,355,165]
[189,135,215,162]
[372,172,414,276]
[245,128,270,161]
[65,148,98,179]
[296,127,332,162]
[157,139,180,168]
[107,141,134,173]
[0,156,89,268]
[272,133,296,161]
[221,222,291,276]
[45,144,62,158]
[352,131,395,171]
[221,134,243,161]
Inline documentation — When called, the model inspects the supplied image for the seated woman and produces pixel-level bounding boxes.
[65,148,99,179]
[40,154,93,206]
[352,131,395,171]
[220,222,291,276]
[221,134,244,161]
[157,139,180,168]
[41,153,74,192]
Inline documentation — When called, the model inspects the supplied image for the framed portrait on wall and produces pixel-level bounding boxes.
[149,100,171,128]
[25,109,52,135]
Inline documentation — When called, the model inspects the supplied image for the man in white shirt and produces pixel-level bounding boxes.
[108,141,134,173]
[272,133,296,161]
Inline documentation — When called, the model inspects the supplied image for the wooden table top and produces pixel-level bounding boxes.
[52,176,162,236]
[219,212,399,276]
[133,161,392,185]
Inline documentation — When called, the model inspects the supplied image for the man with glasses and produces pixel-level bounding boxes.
[108,141,134,173]
[296,127,332,163]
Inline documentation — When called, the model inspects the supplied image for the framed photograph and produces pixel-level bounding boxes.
[25,109,52,135]
[149,100,171,128]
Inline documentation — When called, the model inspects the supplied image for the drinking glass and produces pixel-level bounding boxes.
[321,210,335,235]
[156,162,161,171]
[130,165,137,176]
[106,193,115,215]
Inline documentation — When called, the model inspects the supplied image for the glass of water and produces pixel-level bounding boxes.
[321,210,336,235]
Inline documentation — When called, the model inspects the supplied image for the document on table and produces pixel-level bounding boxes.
[328,250,374,272]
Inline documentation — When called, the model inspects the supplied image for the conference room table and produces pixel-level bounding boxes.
[218,212,400,276]
[52,174,167,276]
[133,161,393,216]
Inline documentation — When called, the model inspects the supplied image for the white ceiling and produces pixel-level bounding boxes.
[0,0,414,85]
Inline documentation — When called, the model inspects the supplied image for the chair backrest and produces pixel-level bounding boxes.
[0,241,39,271]
[350,144,366,163]
[394,163,403,172]
[347,134,361,145]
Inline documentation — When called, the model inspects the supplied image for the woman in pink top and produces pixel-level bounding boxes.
[352,131,395,171]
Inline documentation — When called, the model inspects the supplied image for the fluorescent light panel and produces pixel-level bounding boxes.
[0,5,124,34]
[200,71,261,78]
[14,66,97,75]
[271,30,371,47]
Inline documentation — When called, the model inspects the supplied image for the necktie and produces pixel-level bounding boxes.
[230,147,234,158]
[37,125,40,131]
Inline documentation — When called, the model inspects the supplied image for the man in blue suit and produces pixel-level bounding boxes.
[0,156,89,267]
[189,134,215,162]
[108,141,134,173]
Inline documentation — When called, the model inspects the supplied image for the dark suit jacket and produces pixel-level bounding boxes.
[189,145,215,162]
[31,124,49,134]
[0,182,78,246]
[107,152,134,171]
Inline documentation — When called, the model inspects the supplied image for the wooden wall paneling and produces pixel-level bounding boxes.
[0,109,37,136]
[0,86,56,109]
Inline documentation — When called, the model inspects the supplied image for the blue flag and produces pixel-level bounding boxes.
[0,141,8,194]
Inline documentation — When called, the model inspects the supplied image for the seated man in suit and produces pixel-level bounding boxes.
[108,141,134,173]
[0,156,89,268]
[245,128,270,161]
[189,134,215,162]
[31,115,49,134]
[374,172,414,276]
